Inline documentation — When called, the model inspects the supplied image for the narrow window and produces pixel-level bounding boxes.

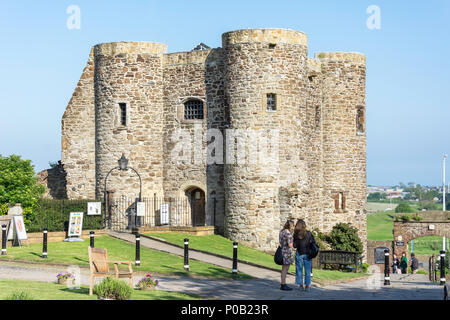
[266,93,277,112]
[269,43,276,49]
[119,103,127,126]
[356,106,365,133]
[334,192,346,212]
[184,99,204,120]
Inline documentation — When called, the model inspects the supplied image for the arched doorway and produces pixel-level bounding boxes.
[186,188,205,226]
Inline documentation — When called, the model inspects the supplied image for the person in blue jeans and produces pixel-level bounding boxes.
[293,219,314,292]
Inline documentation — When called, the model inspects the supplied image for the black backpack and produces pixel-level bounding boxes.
[274,246,284,265]
[308,232,319,259]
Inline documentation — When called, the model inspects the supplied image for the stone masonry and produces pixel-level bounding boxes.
[57,28,368,256]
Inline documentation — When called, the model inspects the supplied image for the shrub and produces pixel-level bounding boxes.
[395,203,415,213]
[397,214,412,222]
[412,215,423,221]
[0,203,7,216]
[94,277,133,300]
[327,223,363,254]
[311,228,331,250]
[4,291,34,300]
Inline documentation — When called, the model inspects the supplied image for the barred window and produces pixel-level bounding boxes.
[184,99,204,120]
[266,93,276,112]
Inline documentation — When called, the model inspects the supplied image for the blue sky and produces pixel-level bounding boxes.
[0,0,449,186]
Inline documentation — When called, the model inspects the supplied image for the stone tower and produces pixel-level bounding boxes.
[94,42,167,199]
[59,28,367,257]
[222,29,308,250]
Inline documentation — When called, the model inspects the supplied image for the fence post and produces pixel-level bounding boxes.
[213,198,216,228]
[232,242,238,274]
[90,231,95,248]
[184,238,189,271]
[42,228,48,259]
[1,225,7,256]
[135,234,140,266]
[440,250,446,285]
[384,248,390,285]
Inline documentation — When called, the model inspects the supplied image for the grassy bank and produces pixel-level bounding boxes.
[0,235,251,279]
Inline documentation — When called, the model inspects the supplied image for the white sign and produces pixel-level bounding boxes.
[68,212,83,237]
[429,224,435,230]
[7,216,27,241]
[136,202,146,217]
[87,202,101,216]
[160,204,169,225]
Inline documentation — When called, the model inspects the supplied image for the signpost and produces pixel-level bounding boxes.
[7,216,28,246]
[64,212,84,242]
[160,203,169,225]
[87,202,101,216]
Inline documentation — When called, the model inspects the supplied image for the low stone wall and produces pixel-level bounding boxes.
[367,240,393,272]
[6,229,108,246]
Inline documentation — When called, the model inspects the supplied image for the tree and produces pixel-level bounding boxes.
[327,223,363,254]
[395,203,416,213]
[0,155,45,209]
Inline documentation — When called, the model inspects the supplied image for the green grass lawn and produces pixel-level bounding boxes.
[0,235,250,279]
[367,211,395,241]
[0,279,203,300]
[145,233,368,284]
[409,236,446,255]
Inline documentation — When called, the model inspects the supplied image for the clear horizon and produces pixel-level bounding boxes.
[0,1,449,186]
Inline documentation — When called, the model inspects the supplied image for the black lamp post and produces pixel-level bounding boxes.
[104,154,142,229]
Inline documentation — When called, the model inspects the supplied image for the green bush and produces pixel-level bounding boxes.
[94,277,133,300]
[395,203,416,213]
[327,223,363,254]
[311,228,330,250]
[412,215,423,221]
[4,291,34,300]
[395,214,412,222]
[0,203,7,216]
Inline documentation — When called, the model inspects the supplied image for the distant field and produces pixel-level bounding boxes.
[367,211,394,240]
[367,202,398,213]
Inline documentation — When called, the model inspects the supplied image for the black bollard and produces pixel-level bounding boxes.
[1,225,7,256]
[42,228,48,259]
[90,231,95,248]
[384,248,390,285]
[440,250,446,285]
[135,234,140,266]
[232,242,238,274]
[184,238,189,271]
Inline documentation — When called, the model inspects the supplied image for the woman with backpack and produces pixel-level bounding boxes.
[279,220,295,291]
[293,219,317,292]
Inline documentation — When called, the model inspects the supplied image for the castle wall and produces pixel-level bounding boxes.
[94,42,167,199]
[318,52,368,258]
[222,29,309,250]
[59,29,368,255]
[61,50,96,199]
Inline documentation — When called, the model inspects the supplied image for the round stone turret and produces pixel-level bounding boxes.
[222,28,309,251]
[94,42,166,199]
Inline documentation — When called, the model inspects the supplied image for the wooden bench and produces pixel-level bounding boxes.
[88,247,134,296]
[318,250,363,273]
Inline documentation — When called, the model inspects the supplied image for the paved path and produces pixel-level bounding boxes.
[109,231,297,284]
[0,261,444,300]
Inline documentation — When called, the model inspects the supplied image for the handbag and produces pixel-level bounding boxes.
[308,233,319,259]
[274,246,284,265]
